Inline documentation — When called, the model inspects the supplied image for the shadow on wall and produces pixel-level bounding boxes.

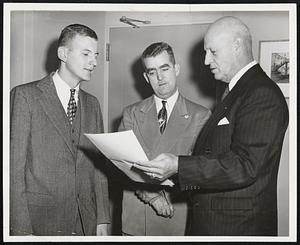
[131,57,153,100]
[110,57,153,133]
[44,39,60,74]
[189,39,218,110]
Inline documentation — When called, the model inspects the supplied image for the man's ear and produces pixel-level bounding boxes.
[233,38,242,52]
[57,46,67,62]
[175,63,180,76]
[143,72,150,84]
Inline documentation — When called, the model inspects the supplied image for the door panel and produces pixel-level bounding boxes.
[108,23,215,132]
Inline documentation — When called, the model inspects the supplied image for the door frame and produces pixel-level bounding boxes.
[102,14,220,131]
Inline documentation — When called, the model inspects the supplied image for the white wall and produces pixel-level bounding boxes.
[10,11,106,109]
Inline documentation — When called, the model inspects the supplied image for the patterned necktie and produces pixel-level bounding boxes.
[221,85,230,101]
[67,89,77,124]
[158,100,167,134]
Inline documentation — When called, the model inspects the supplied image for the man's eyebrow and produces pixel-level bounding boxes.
[146,68,156,72]
[82,49,91,52]
[82,49,99,55]
[159,64,171,69]
[146,63,171,72]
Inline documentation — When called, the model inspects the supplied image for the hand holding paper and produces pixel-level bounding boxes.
[133,153,179,181]
[85,130,174,186]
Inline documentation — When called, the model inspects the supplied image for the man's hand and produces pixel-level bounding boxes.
[149,195,174,218]
[96,224,108,236]
[135,190,159,203]
[134,153,178,181]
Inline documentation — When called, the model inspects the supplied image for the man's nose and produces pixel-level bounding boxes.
[156,70,163,80]
[90,56,97,67]
[204,52,211,66]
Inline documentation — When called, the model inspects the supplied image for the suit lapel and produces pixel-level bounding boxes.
[194,64,261,150]
[36,75,74,155]
[156,94,191,154]
[76,91,89,163]
[135,96,160,156]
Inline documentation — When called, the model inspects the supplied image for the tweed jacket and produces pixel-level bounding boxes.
[10,74,110,235]
[119,93,211,235]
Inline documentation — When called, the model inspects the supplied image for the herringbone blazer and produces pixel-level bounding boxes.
[178,64,289,236]
[10,74,110,235]
[119,94,211,235]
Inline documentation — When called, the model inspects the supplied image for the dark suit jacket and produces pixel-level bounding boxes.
[119,94,211,235]
[10,74,110,235]
[178,64,289,236]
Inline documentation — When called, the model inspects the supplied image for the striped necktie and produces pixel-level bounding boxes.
[158,100,167,134]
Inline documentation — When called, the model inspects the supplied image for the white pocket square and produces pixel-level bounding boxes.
[217,117,229,126]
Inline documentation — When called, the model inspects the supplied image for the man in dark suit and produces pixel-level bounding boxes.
[10,24,110,236]
[133,16,289,236]
[119,42,211,235]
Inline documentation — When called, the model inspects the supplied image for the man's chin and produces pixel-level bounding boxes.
[213,74,222,81]
[82,75,91,81]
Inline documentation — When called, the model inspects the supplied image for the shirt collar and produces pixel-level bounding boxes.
[154,89,179,116]
[52,71,80,113]
[228,61,257,91]
[53,71,80,94]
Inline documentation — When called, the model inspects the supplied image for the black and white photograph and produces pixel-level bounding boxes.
[3,2,297,243]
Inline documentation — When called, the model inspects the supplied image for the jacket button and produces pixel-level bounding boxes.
[194,202,199,207]
[205,148,211,154]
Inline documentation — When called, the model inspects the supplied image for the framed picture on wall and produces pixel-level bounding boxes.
[259,40,289,98]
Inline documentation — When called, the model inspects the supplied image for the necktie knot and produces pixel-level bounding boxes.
[221,85,230,101]
[70,88,76,96]
[67,89,77,124]
[158,100,167,134]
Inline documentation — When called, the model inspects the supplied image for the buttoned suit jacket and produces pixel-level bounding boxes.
[119,94,211,235]
[178,64,289,236]
[10,74,110,235]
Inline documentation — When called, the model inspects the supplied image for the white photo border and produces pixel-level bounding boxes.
[3,2,297,243]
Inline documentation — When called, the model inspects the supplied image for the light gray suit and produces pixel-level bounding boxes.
[119,94,211,235]
[10,74,110,235]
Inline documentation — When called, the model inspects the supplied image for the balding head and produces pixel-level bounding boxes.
[209,16,252,56]
[204,16,254,83]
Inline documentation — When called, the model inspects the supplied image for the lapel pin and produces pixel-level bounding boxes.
[184,114,189,119]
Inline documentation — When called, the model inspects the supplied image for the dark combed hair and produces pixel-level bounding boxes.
[58,24,98,47]
[141,42,176,67]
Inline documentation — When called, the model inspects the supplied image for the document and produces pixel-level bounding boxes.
[85,130,174,186]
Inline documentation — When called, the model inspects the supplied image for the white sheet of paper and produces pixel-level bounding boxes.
[85,130,174,186]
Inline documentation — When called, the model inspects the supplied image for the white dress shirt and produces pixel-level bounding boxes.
[154,89,179,123]
[52,71,80,114]
[228,61,257,91]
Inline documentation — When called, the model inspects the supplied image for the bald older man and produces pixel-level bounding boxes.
[134,16,289,236]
